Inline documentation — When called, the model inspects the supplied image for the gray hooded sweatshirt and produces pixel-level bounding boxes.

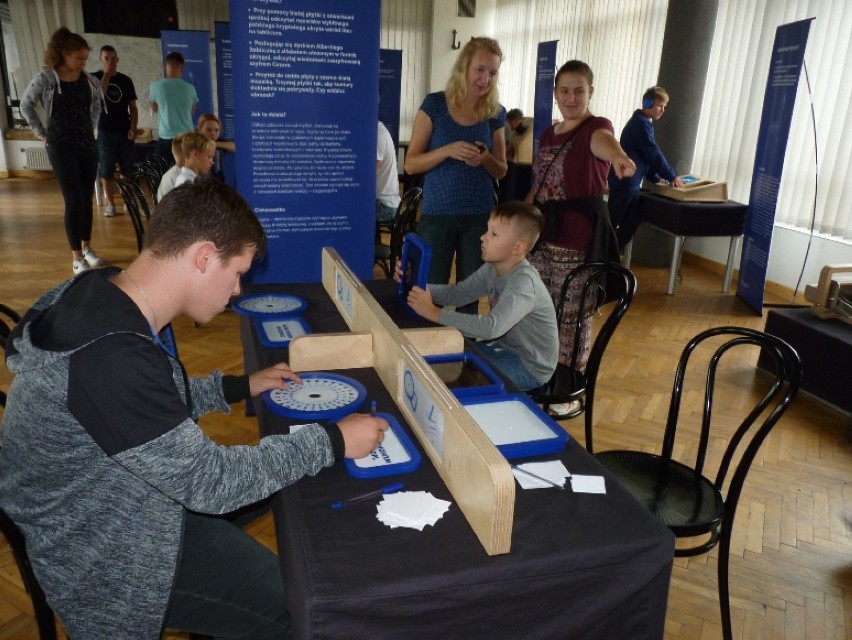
[0,270,343,638]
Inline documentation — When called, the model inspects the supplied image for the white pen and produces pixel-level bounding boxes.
[511,464,566,490]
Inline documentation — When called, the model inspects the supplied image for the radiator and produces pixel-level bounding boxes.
[25,148,52,171]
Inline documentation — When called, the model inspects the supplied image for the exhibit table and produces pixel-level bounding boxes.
[239,278,675,639]
[623,193,748,295]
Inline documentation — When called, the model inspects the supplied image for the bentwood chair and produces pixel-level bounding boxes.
[375,187,422,278]
[116,178,148,253]
[528,262,636,450]
[593,327,801,640]
[145,152,170,176]
[0,302,21,350]
[132,165,162,205]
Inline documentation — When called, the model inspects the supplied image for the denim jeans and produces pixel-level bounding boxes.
[97,130,136,178]
[155,137,175,164]
[607,187,641,251]
[46,142,98,250]
[163,511,289,639]
[478,341,544,391]
[418,212,490,314]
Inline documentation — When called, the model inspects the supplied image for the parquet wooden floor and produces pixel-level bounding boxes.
[1,177,851,639]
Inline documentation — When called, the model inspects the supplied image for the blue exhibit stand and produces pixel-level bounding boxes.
[532,41,558,159]
[737,19,812,315]
[230,0,381,284]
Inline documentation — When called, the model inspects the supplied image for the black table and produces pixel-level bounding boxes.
[624,193,748,294]
[240,280,675,639]
[762,308,852,414]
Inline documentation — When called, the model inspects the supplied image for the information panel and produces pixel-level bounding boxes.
[160,30,214,126]
[231,0,380,283]
[379,49,402,148]
[737,19,812,314]
[213,21,237,187]
[532,41,558,159]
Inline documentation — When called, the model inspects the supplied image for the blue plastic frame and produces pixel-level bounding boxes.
[232,293,308,318]
[397,232,432,315]
[424,352,506,398]
[255,316,311,349]
[461,393,569,459]
[344,412,423,479]
[262,373,367,421]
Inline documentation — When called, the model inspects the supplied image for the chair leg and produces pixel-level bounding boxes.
[718,526,734,640]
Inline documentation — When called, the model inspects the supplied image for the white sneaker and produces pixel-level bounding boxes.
[549,400,582,419]
[104,205,117,217]
[82,247,104,268]
[72,258,91,275]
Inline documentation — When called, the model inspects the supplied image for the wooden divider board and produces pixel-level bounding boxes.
[287,248,515,555]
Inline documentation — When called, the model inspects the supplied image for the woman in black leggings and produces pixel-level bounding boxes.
[21,27,105,275]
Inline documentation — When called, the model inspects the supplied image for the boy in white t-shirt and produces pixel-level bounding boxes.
[376,121,401,222]
[156,133,187,201]
[174,132,215,188]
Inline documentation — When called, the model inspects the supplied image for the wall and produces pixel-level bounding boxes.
[429,0,497,94]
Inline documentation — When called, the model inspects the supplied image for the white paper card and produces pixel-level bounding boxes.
[571,474,606,494]
[512,461,570,490]
[376,491,451,531]
[260,318,307,343]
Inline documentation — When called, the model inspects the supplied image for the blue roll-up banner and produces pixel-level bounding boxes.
[160,30,215,127]
[533,41,558,159]
[737,18,812,315]
[379,49,402,148]
[231,0,380,284]
[213,21,237,188]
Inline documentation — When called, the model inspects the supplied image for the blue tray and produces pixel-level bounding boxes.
[255,316,310,349]
[425,352,505,398]
[398,232,432,316]
[344,413,422,479]
[461,393,568,460]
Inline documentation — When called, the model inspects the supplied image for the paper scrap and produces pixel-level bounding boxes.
[376,491,451,531]
[512,461,570,490]
[571,474,606,494]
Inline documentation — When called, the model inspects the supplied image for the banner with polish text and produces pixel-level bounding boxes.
[230,0,380,283]
[737,18,812,315]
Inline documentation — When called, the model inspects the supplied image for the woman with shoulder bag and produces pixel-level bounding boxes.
[524,60,634,412]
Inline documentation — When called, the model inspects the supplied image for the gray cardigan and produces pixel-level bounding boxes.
[20,68,102,141]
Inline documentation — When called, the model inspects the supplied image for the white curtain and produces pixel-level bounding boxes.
[692,0,852,239]
[493,0,669,136]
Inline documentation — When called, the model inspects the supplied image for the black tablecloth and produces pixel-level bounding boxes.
[240,280,675,639]
[638,193,747,236]
[762,308,852,413]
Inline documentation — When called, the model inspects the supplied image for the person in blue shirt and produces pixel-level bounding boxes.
[404,37,508,314]
[607,86,684,251]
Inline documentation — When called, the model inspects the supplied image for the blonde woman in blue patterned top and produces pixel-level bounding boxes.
[404,37,508,314]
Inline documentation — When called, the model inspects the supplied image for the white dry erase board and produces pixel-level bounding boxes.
[462,394,568,459]
[255,316,310,349]
[345,412,422,478]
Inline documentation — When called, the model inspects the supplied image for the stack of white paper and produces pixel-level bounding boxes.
[376,491,451,531]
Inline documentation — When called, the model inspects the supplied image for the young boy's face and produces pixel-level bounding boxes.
[189,147,215,174]
[480,215,522,263]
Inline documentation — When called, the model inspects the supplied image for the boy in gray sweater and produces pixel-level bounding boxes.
[406,202,558,390]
